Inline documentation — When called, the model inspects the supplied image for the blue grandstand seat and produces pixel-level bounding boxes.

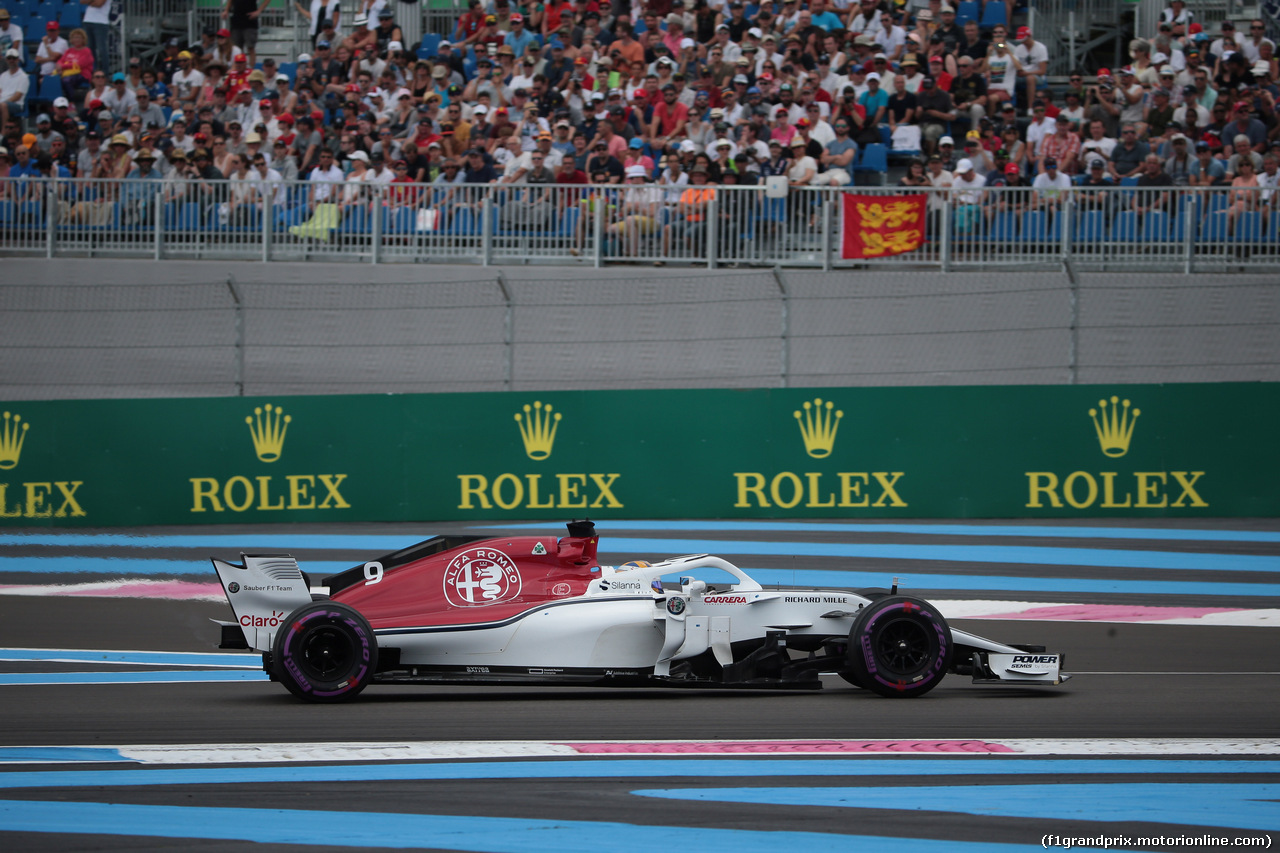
[1109,211,1137,242]
[979,2,1007,29]
[417,33,441,59]
[447,206,477,235]
[1020,209,1057,242]
[164,201,193,231]
[1140,209,1172,242]
[1202,193,1228,218]
[338,205,369,233]
[34,70,61,109]
[1232,210,1264,243]
[58,2,81,28]
[1199,211,1229,242]
[853,143,887,184]
[383,206,415,235]
[955,1,980,25]
[1074,209,1107,244]
[986,210,1017,242]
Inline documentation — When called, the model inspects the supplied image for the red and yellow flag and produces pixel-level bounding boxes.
[840,194,927,259]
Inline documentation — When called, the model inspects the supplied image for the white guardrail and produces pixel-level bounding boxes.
[1,178,1278,271]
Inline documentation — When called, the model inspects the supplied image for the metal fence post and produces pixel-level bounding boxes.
[1184,194,1196,275]
[482,193,493,266]
[153,189,162,260]
[940,195,952,273]
[821,191,833,271]
[262,192,272,263]
[592,199,604,269]
[371,187,382,265]
[45,178,55,259]
[706,192,718,269]
[1060,193,1074,262]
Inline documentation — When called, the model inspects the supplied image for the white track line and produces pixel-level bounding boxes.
[5,739,1280,765]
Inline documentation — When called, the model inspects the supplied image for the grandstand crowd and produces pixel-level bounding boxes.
[2,0,1280,238]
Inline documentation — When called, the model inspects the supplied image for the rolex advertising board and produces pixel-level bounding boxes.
[0,383,1275,526]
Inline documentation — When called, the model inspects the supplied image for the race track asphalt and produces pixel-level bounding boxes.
[1,520,1277,852]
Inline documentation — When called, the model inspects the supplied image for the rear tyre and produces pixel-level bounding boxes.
[272,602,378,703]
[845,595,952,698]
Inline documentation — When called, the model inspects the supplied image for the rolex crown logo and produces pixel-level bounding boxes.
[1089,396,1140,458]
[515,401,562,461]
[0,411,30,470]
[246,404,291,463]
[794,397,843,459]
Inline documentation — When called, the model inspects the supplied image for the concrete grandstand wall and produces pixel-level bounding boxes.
[2,259,1278,400]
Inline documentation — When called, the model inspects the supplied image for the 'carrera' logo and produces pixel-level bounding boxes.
[443,547,522,607]
[703,595,748,604]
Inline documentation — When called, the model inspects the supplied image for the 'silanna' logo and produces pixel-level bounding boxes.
[1089,396,1140,458]
[246,404,291,463]
[0,411,29,470]
[794,397,843,459]
[515,401,561,461]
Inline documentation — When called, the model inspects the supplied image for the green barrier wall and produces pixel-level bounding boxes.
[1,383,1276,525]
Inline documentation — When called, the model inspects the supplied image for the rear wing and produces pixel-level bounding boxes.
[212,554,313,652]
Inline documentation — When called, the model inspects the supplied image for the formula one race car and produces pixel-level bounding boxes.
[212,521,1069,702]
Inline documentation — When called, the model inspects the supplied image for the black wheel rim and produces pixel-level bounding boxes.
[298,623,354,681]
[872,617,933,675]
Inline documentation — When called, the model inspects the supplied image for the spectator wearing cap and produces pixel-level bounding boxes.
[1030,156,1070,208]
[609,163,662,255]
[0,9,22,59]
[120,146,161,224]
[584,136,623,183]
[36,20,69,81]
[1172,85,1211,130]
[1161,133,1195,184]
[32,113,65,155]
[1038,113,1081,175]
[502,12,537,60]
[171,50,205,109]
[102,73,139,119]
[857,71,888,133]
[915,75,956,156]
[0,48,28,124]
[1013,26,1049,109]
[132,88,167,131]
[462,146,498,183]
[1228,100,1269,153]
[1188,138,1227,186]
[662,165,716,261]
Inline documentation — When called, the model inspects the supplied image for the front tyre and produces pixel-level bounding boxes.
[272,602,378,703]
[845,595,952,698]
